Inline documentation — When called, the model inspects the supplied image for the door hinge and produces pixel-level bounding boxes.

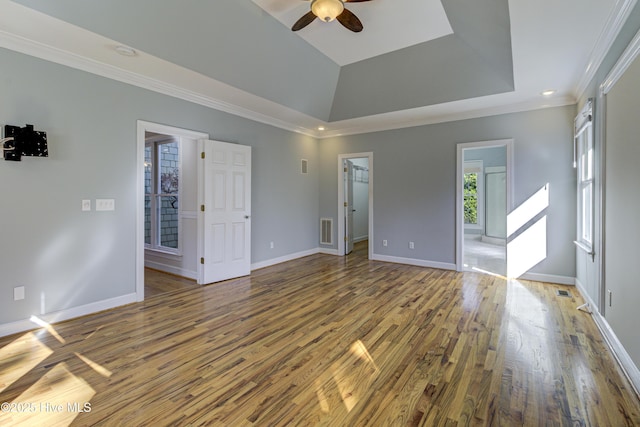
[201,152,205,159]
[200,257,205,264]
[344,236,347,242]
[344,202,348,207]
[201,205,205,212]
[344,167,348,172]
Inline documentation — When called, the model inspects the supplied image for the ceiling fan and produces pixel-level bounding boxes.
[292,0,372,33]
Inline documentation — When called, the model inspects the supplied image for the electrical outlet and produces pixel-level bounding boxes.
[409,241,415,249]
[270,241,274,249]
[82,199,91,211]
[382,240,388,247]
[14,286,25,301]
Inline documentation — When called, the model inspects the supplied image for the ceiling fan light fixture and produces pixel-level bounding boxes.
[311,0,344,23]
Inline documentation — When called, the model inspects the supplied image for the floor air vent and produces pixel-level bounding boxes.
[320,218,333,245]
[556,289,572,298]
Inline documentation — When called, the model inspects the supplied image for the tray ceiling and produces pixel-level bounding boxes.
[0,0,622,136]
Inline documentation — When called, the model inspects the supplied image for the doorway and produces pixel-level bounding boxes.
[456,140,513,276]
[338,153,373,259]
[136,121,209,301]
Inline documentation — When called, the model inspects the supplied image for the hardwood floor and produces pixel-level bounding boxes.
[144,268,198,298]
[1,244,639,426]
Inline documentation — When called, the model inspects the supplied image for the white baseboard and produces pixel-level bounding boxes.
[591,310,640,398]
[144,260,197,280]
[518,272,576,285]
[251,248,321,271]
[573,280,640,398]
[371,254,457,271]
[0,293,137,338]
[354,235,369,243]
[318,247,340,256]
[481,235,506,246]
[574,277,592,306]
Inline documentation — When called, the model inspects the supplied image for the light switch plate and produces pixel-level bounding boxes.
[96,199,115,211]
[14,286,25,301]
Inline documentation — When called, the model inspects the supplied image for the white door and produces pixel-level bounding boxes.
[345,159,355,255]
[198,140,251,284]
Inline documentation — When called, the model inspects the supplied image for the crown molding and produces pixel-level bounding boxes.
[575,0,638,99]
[601,22,640,94]
[0,28,323,138]
[317,96,576,139]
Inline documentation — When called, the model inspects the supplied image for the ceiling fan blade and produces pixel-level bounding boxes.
[344,0,373,2]
[337,8,363,32]
[292,11,317,31]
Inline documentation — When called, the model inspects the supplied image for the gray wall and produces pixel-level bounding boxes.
[0,47,319,325]
[604,53,640,367]
[319,106,576,278]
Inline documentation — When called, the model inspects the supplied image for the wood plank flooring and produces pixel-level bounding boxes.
[144,268,198,298]
[1,243,639,426]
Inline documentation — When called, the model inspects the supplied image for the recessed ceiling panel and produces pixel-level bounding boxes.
[329,0,514,121]
[252,0,454,65]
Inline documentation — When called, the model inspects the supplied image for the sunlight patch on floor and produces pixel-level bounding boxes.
[0,362,95,426]
[333,340,379,412]
[0,332,53,393]
[30,315,66,344]
[74,352,113,378]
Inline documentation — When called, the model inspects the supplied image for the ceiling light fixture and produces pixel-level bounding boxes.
[311,0,344,22]
[541,89,556,96]
[317,126,326,131]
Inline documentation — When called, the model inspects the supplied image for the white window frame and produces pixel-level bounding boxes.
[574,100,594,253]
[145,135,183,256]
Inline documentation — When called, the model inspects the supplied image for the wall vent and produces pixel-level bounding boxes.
[301,159,308,174]
[320,218,333,245]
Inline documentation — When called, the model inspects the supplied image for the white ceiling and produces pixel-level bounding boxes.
[0,0,627,138]
[251,0,454,65]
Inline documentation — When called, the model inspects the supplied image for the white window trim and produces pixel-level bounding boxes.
[574,99,594,254]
